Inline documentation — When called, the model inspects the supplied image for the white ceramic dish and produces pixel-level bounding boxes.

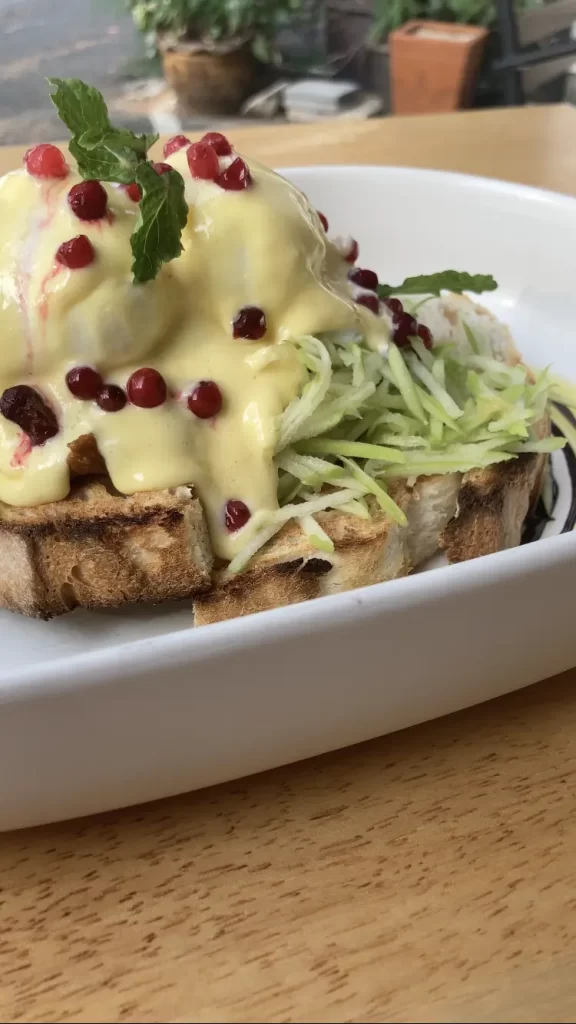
[2,165,576,831]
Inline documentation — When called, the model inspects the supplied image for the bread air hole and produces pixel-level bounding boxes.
[59,582,78,610]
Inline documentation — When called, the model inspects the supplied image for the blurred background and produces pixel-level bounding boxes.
[1,0,576,143]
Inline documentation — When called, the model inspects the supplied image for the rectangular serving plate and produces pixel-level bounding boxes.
[2,165,576,828]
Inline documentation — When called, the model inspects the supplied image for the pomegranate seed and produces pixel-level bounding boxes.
[68,180,108,221]
[201,131,232,156]
[126,368,167,409]
[349,267,378,292]
[217,157,252,191]
[393,312,418,346]
[317,211,328,232]
[187,380,223,419]
[232,306,266,340]
[187,142,219,181]
[125,182,142,202]
[24,144,68,180]
[417,323,434,350]
[357,293,380,315]
[56,235,95,270]
[0,385,58,446]
[66,366,103,400]
[163,134,190,158]
[153,161,172,176]
[225,499,250,532]
[345,238,359,264]
[382,296,403,318]
[96,384,126,412]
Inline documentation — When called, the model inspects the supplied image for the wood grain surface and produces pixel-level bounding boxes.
[1,106,576,1024]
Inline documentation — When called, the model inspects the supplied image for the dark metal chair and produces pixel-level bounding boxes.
[495,0,576,104]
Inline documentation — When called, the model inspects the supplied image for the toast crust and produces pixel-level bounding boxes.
[0,478,212,618]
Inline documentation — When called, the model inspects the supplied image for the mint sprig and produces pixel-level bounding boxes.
[132,163,188,284]
[48,77,187,284]
[378,271,498,298]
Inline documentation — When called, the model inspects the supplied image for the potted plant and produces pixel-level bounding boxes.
[127,0,306,115]
[386,0,543,115]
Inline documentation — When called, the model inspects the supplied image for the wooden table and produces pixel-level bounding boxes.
[2,105,576,1024]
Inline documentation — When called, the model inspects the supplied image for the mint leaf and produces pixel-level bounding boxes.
[79,126,157,161]
[131,162,188,284]
[48,77,108,138]
[378,272,498,298]
[48,77,187,283]
[49,77,158,185]
[73,129,140,183]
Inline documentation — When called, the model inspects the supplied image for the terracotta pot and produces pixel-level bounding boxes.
[158,35,257,116]
[388,20,489,115]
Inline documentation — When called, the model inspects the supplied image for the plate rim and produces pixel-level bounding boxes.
[279,163,576,210]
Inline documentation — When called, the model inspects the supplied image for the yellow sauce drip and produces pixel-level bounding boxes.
[0,151,388,558]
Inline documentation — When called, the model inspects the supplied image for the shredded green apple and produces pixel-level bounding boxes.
[225,301,566,577]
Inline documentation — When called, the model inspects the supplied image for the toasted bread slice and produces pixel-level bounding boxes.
[442,453,544,563]
[193,454,545,626]
[193,477,463,626]
[194,485,412,625]
[0,478,212,618]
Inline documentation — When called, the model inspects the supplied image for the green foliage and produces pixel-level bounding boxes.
[378,271,497,297]
[371,0,542,37]
[126,0,307,44]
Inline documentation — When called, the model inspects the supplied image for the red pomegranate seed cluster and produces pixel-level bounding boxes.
[56,235,95,270]
[382,297,434,349]
[349,266,380,316]
[232,306,267,340]
[181,131,252,191]
[0,385,59,446]
[66,364,228,420]
[67,367,169,412]
[66,366,126,412]
[24,144,69,180]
